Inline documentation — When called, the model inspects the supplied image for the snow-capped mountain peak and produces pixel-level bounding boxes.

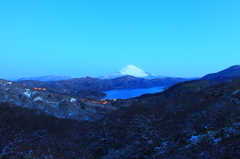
[98,65,166,79]
[15,75,73,81]
[117,65,149,77]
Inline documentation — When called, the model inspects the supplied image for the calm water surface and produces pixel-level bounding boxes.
[102,86,165,99]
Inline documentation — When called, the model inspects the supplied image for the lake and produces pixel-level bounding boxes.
[102,86,165,99]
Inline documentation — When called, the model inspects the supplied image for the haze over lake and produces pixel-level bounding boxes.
[102,86,165,99]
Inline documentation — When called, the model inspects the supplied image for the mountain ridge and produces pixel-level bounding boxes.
[16,65,173,81]
[16,75,73,81]
[201,65,240,82]
[17,75,187,94]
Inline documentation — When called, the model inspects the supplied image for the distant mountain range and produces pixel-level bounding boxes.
[16,65,171,82]
[17,75,187,93]
[15,65,240,83]
[16,75,73,81]
[14,64,188,100]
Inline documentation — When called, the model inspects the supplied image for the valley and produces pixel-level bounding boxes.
[1,0,239,157]
[1,65,240,158]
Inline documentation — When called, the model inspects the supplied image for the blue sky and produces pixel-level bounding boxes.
[1,0,240,79]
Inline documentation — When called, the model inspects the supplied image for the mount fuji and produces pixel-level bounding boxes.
[99,65,166,79]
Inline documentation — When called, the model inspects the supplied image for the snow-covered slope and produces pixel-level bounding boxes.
[118,65,149,77]
[16,75,73,81]
[99,65,166,79]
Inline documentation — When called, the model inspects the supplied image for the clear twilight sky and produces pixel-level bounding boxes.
[1,0,240,79]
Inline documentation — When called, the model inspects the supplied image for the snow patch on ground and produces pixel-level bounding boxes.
[70,98,77,102]
[33,96,44,102]
[232,90,240,95]
[188,135,200,144]
[23,89,31,97]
